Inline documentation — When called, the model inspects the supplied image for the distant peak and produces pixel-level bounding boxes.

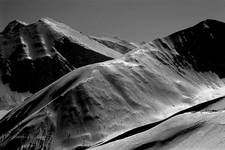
[37,17,68,28]
[9,19,27,25]
[201,19,223,23]
[3,19,27,33]
[197,19,225,28]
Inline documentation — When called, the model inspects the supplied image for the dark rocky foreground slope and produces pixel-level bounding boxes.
[1,19,225,150]
[0,18,125,110]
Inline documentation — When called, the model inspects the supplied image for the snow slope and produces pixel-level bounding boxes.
[90,96,225,150]
[1,19,225,150]
[0,18,123,110]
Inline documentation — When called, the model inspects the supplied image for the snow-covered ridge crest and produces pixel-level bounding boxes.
[1,18,225,150]
[0,17,128,110]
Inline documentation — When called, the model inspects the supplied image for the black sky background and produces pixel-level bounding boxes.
[0,0,225,42]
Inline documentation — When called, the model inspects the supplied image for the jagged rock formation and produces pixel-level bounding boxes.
[1,19,225,150]
[0,18,123,109]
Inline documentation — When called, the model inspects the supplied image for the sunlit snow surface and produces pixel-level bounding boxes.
[1,19,225,150]
[1,43,225,149]
[41,18,122,58]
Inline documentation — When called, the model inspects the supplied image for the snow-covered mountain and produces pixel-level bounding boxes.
[0,18,126,110]
[1,19,225,150]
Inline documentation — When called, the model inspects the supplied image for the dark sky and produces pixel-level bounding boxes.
[0,0,225,42]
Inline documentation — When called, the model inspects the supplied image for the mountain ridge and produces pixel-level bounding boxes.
[0,18,134,109]
[1,18,225,150]
[153,19,225,77]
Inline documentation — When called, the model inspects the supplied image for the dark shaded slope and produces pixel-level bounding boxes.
[2,54,74,93]
[54,37,112,68]
[154,19,225,77]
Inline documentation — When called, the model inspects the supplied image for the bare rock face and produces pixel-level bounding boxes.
[0,18,123,109]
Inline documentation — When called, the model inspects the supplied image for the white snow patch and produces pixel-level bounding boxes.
[194,86,225,103]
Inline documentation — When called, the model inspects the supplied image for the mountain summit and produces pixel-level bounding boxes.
[154,19,225,77]
[0,18,136,110]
